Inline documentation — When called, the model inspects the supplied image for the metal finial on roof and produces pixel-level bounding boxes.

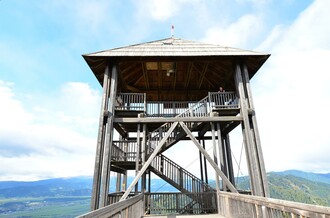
[171,24,174,38]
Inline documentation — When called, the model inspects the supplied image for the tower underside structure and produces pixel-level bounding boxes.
[83,38,270,215]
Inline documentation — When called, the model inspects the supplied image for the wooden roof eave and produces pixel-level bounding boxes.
[82,54,270,87]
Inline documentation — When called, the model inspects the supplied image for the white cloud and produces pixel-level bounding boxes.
[134,0,201,21]
[202,14,264,48]
[252,0,330,173]
[0,81,100,180]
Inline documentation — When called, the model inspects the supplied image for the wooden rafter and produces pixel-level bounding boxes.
[122,63,139,80]
[184,62,193,89]
[141,62,149,90]
[198,62,210,89]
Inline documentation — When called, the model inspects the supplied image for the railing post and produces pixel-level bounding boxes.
[143,93,147,113]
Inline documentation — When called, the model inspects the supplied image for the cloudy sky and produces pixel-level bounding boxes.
[1,0,329,181]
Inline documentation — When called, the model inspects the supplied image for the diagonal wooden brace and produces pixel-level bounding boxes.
[120,122,179,201]
[179,121,237,193]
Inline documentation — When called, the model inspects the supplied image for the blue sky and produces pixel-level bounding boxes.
[1,0,330,181]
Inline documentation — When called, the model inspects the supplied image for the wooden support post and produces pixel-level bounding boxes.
[216,122,227,191]
[120,122,179,201]
[122,171,127,191]
[116,173,121,192]
[135,114,142,194]
[141,121,147,194]
[100,64,118,207]
[202,138,208,184]
[243,64,269,197]
[90,64,110,210]
[198,133,204,183]
[179,121,237,193]
[210,113,220,191]
[235,63,265,197]
[225,135,235,186]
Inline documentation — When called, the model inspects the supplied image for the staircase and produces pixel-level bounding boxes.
[111,95,221,213]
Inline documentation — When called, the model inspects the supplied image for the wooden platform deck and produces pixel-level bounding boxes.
[144,214,225,218]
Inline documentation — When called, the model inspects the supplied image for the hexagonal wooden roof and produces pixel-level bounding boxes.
[83,37,270,101]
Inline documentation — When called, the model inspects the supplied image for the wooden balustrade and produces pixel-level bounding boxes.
[115,93,146,111]
[111,140,140,162]
[78,194,144,218]
[147,101,195,117]
[115,92,238,117]
[218,191,330,218]
[209,91,239,109]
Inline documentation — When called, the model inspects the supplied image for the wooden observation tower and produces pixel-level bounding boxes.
[83,37,270,215]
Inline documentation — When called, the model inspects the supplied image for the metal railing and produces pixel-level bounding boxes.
[115,93,146,111]
[218,191,330,218]
[209,91,239,109]
[78,194,144,218]
[145,192,217,215]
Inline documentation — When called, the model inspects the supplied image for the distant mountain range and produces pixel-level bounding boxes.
[0,170,330,217]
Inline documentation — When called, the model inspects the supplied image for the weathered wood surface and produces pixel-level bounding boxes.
[218,191,330,218]
[114,116,243,123]
[90,64,110,210]
[235,63,267,197]
[100,64,118,207]
[79,194,144,218]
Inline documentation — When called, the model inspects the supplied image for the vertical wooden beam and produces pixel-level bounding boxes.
[100,64,118,207]
[90,64,110,210]
[122,171,127,191]
[235,63,265,196]
[135,119,141,194]
[116,173,121,192]
[216,122,227,191]
[202,138,208,184]
[141,121,147,194]
[242,64,269,197]
[198,133,204,182]
[210,113,220,191]
[224,135,235,186]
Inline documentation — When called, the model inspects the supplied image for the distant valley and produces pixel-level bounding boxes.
[1,170,330,217]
